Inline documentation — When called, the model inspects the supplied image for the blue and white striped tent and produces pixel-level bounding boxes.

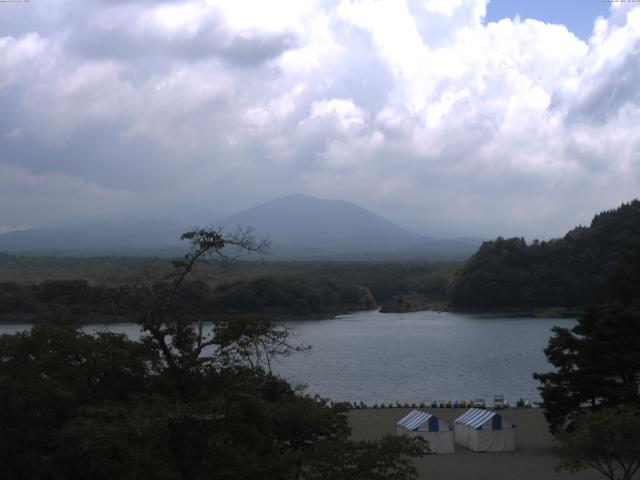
[396,410,454,454]
[454,408,516,452]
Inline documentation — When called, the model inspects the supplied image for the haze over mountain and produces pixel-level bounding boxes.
[0,219,186,256]
[0,194,481,260]
[218,194,482,259]
[219,194,416,250]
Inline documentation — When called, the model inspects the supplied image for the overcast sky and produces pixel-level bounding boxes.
[1,0,639,238]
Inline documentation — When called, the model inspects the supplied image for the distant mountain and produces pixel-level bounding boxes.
[218,194,479,260]
[0,219,186,256]
[0,195,481,259]
[219,194,420,250]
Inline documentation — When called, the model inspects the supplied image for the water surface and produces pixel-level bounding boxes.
[0,310,573,404]
[274,310,572,404]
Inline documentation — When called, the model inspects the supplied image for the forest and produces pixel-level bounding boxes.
[0,277,376,322]
[0,256,456,322]
[449,200,640,311]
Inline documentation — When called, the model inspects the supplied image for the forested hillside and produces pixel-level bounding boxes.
[449,200,640,310]
[0,277,378,323]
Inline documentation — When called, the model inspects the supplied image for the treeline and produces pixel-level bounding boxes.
[0,255,457,304]
[0,253,166,285]
[0,257,458,318]
[449,200,640,310]
[0,276,378,323]
[193,277,376,317]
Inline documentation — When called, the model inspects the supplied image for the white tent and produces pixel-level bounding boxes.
[454,408,516,452]
[396,410,454,454]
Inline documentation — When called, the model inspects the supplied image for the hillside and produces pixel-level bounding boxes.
[448,200,640,310]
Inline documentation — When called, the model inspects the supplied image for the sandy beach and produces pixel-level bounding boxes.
[349,408,604,480]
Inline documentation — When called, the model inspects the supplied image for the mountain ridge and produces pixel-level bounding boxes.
[0,194,480,260]
[217,194,424,251]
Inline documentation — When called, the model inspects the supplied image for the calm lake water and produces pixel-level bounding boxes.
[0,310,573,404]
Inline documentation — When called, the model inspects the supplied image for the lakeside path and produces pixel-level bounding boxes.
[349,408,603,480]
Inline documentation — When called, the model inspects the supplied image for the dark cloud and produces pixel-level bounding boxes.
[220,31,298,66]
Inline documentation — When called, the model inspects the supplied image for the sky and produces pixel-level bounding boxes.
[1,0,640,239]
[484,0,611,41]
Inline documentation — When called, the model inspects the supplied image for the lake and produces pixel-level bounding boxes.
[0,310,573,405]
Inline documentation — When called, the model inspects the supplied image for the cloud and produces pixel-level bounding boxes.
[0,0,639,237]
[65,3,298,66]
[0,163,137,227]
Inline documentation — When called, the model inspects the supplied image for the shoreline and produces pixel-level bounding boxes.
[0,309,371,325]
[349,408,601,479]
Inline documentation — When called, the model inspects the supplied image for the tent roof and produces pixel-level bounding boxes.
[455,408,500,429]
[397,410,436,431]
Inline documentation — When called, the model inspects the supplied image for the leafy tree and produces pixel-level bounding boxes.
[534,303,640,433]
[0,322,158,479]
[556,405,640,480]
[0,227,428,480]
[533,227,640,478]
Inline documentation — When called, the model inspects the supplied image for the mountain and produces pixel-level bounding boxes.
[0,219,186,256]
[217,194,479,260]
[449,199,640,310]
[0,195,481,259]
[219,194,421,251]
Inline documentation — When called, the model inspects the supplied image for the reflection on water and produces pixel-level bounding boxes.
[0,310,573,404]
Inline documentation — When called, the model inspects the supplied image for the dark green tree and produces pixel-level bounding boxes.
[534,303,640,433]
[0,322,162,480]
[556,405,640,480]
[0,227,428,480]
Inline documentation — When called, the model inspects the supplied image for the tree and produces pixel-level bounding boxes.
[534,302,640,433]
[0,227,428,480]
[556,405,640,480]
[0,321,161,480]
[118,226,272,377]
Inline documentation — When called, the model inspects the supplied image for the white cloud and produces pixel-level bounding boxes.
[0,33,49,91]
[0,0,639,237]
[309,98,366,129]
